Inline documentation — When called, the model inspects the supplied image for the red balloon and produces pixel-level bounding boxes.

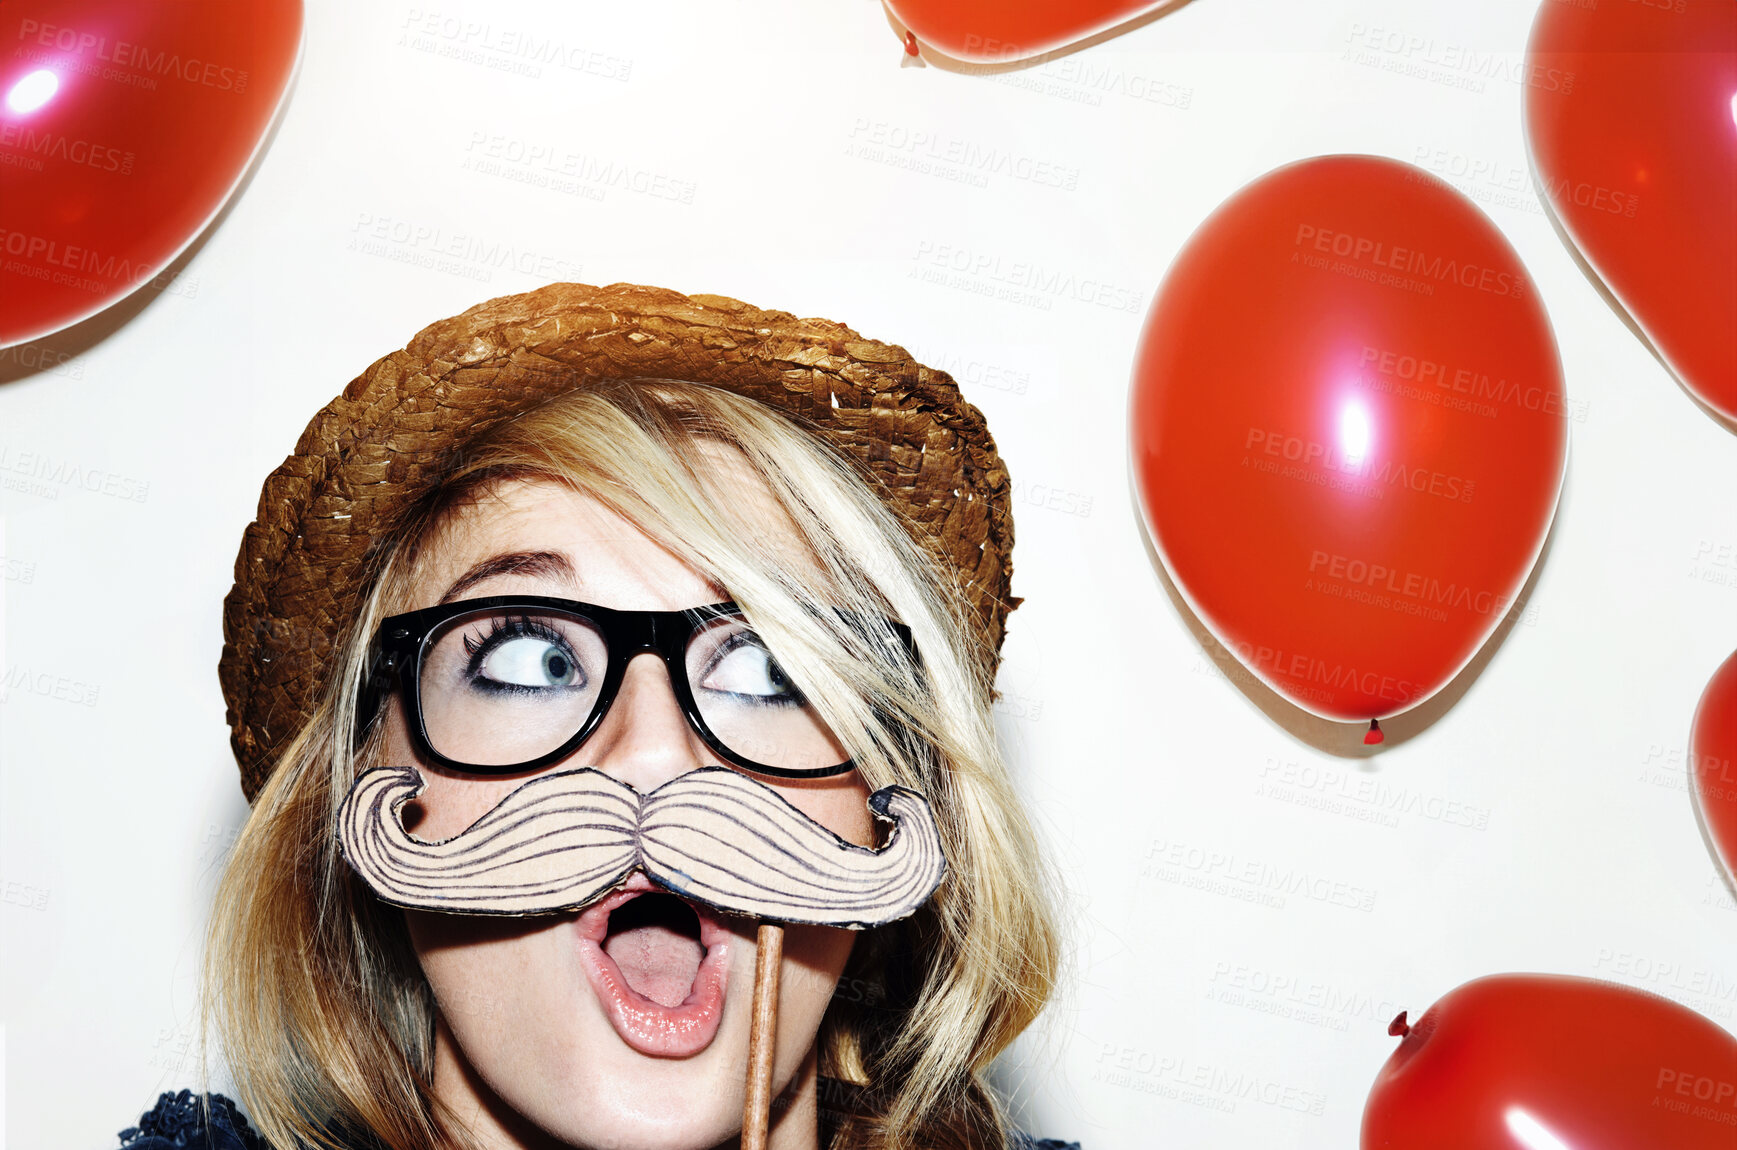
[1692,649,1737,886]
[1524,0,1737,425]
[885,0,1163,62]
[0,0,301,347]
[1131,156,1567,726]
[1362,974,1737,1149]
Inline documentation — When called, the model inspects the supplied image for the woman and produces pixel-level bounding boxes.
[124,284,1065,1150]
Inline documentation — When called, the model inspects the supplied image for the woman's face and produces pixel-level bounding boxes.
[384,476,875,1150]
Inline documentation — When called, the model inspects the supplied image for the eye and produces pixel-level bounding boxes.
[463,618,585,692]
[700,633,804,703]
[480,637,578,688]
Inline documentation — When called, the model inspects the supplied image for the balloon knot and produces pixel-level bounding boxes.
[1365,719,1385,745]
[1388,1010,1410,1038]
[904,31,920,56]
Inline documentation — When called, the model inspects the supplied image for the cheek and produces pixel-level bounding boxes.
[405,911,593,1081]
[775,780,877,849]
[381,699,522,839]
[777,924,858,1042]
[407,912,566,1008]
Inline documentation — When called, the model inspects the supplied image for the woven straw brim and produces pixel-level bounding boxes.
[220,283,1017,802]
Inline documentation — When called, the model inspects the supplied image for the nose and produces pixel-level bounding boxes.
[580,650,711,793]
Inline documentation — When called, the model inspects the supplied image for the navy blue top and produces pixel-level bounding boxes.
[120,1091,1080,1150]
[119,1092,264,1149]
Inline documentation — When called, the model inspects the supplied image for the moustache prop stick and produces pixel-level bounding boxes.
[337,765,947,1146]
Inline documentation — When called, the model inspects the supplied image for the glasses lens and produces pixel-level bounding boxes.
[685,613,850,774]
[419,608,608,769]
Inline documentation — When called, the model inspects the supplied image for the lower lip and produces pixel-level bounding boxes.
[575,885,734,1058]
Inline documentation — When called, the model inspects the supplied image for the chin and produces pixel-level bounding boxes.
[521,1088,747,1150]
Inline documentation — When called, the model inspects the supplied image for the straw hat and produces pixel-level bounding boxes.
[219,282,1019,802]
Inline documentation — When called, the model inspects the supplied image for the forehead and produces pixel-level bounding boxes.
[408,471,806,612]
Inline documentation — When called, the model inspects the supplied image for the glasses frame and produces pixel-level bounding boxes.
[356,594,915,780]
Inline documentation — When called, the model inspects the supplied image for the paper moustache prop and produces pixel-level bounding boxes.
[336,765,947,929]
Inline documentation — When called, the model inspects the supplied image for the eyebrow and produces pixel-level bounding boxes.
[438,550,579,604]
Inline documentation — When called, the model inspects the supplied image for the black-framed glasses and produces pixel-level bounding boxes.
[356,595,914,780]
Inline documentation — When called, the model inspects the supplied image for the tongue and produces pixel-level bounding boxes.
[604,923,704,1008]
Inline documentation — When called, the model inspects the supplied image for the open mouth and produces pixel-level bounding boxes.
[604,892,705,1007]
[575,874,734,1057]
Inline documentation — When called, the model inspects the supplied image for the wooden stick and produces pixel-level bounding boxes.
[741,921,784,1150]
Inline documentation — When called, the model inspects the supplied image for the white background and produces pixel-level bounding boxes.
[2,0,1734,1147]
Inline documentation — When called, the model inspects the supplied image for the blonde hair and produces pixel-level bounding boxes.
[206,379,1060,1149]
